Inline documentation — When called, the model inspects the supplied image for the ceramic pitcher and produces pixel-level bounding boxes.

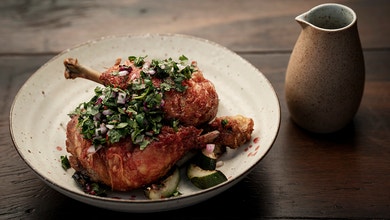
[285,3,365,133]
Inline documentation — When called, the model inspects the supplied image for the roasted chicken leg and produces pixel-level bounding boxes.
[66,116,219,191]
[63,56,254,192]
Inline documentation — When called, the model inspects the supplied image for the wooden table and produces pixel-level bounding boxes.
[1,0,389,219]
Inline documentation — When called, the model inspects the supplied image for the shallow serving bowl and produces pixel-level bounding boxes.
[10,33,280,212]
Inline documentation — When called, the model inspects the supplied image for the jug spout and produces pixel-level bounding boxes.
[295,12,310,29]
[294,3,357,31]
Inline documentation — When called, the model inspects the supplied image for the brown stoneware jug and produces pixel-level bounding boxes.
[285,3,365,133]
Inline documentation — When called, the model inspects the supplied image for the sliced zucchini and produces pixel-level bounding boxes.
[193,147,217,170]
[144,166,181,199]
[187,163,227,189]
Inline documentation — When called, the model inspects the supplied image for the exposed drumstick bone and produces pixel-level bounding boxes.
[64,58,102,84]
[197,130,220,144]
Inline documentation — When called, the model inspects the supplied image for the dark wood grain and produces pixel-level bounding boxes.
[1,0,389,54]
[1,0,389,219]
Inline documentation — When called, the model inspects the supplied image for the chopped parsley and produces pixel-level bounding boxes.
[60,155,71,170]
[221,119,229,127]
[69,55,195,151]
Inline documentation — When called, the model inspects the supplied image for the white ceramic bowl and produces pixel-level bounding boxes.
[10,34,280,212]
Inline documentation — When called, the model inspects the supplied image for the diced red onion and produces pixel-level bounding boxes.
[119,65,132,72]
[177,63,185,71]
[87,145,96,153]
[100,123,107,133]
[118,70,129,76]
[106,124,114,130]
[142,62,150,70]
[117,92,127,104]
[95,124,107,136]
[87,145,102,154]
[94,112,102,121]
[102,109,113,115]
[96,96,104,105]
[205,144,215,153]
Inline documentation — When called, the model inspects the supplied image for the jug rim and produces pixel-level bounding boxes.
[295,3,357,32]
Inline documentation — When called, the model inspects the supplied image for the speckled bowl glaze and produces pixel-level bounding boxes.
[285,3,365,133]
[10,34,280,212]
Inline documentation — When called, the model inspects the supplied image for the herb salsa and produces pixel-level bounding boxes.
[68,55,195,150]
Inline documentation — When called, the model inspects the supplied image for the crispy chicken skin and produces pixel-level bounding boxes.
[66,116,207,191]
[162,70,219,126]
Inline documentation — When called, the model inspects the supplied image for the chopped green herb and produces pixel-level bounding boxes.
[221,119,229,127]
[128,55,147,67]
[179,55,188,61]
[60,155,71,170]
